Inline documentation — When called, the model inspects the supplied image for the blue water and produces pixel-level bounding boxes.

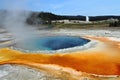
[16,36,90,51]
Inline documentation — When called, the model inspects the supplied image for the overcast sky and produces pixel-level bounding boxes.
[0,0,120,16]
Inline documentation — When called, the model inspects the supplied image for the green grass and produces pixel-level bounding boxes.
[52,23,109,29]
[40,21,110,29]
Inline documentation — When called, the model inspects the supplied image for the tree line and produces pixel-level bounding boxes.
[27,12,86,24]
[89,16,120,21]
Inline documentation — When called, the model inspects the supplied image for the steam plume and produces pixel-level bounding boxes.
[3,0,38,42]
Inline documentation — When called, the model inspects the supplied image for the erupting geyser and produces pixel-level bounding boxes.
[86,16,89,22]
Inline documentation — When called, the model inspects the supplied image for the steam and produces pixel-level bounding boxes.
[86,16,89,22]
[3,0,38,42]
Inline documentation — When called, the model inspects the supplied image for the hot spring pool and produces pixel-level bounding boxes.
[14,36,90,52]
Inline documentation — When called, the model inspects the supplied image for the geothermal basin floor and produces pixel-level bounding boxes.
[0,28,120,80]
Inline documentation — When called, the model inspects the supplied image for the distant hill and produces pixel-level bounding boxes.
[27,12,120,24]
[27,12,86,24]
[89,16,120,21]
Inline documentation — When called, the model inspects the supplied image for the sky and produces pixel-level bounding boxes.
[0,0,120,16]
